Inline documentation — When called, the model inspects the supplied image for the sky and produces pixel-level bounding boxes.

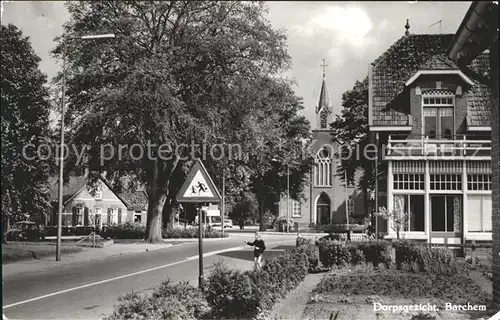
[1,1,471,128]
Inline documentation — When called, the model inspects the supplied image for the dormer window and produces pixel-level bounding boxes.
[422,91,454,140]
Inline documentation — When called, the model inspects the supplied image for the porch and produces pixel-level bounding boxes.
[383,158,492,243]
[386,134,491,160]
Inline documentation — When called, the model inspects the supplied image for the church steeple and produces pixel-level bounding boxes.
[316,59,332,130]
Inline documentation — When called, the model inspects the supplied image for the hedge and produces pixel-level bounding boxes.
[99,223,227,239]
[393,240,467,276]
[205,249,309,319]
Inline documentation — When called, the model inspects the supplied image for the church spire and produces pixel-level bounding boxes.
[317,59,331,114]
[316,59,332,130]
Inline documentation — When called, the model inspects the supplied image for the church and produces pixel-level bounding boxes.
[277,62,366,229]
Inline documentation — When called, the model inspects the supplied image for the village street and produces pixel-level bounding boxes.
[2,233,297,320]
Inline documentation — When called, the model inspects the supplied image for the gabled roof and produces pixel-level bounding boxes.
[49,174,135,208]
[370,33,491,127]
[120,190,148,211]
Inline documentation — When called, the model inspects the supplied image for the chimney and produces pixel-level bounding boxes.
[405,19,410,35]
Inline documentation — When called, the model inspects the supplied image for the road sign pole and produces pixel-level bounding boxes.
[198,204,204,291]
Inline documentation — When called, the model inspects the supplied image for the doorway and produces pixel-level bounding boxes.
[316,193,331,225]
[430,195,462,243]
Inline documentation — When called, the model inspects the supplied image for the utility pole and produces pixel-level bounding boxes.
[286,163,290,234]
[221,168,225,237]
[345,170,349,232]
[56,33,115,261]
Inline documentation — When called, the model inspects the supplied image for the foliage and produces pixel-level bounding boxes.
[1,24,53,234]
[101,222,146,239]
[152,280,209,319]
[356,241,392,268]
[317,240,351,268]
[104,292,194,320]
[330,77,371,215]
[53,2,308,243]
[296,237,319,271]
[229,191,259,222]
[313,269,489,305]
[376,206,409,239]
[348,248,366,266]
[162,228,226,239]
[205,249,309,319]
[393,240,466,276]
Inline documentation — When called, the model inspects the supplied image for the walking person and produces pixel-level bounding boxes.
[245,232,266,270]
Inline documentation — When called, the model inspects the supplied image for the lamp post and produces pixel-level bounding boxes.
[56,33,115,261]
[272,157,290,234]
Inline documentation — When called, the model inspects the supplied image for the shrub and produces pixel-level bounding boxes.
[357,241,392,268]
[205,250,309,319]
[161,228,227,239]
[104,292,194,320]
[417,246,466,276]
[317,240,351,268]
[101,222,146,239]
[393,239,420,269]
[152,280,209,319]
[205,262,259,319]
[393,241,466,276]
[349,248,366,266]
[296,237,319,271]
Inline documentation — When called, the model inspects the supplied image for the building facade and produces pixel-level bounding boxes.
[49,175,148,227]
[369,26,493,244]
[278,69,365,228]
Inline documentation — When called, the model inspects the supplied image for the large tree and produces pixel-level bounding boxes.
[1,24,53,236]
[330,77,372,215]
[52,1,302,242]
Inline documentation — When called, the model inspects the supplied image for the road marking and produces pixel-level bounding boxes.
[3,240,294,309]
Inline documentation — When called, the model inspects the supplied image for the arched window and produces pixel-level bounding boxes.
[314,147,332,187]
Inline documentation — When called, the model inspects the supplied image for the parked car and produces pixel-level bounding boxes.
[6,221,45,241]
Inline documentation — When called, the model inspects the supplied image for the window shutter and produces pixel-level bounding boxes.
[482,196,492,232]
[108,208,112,224]
[118,208,122,224]
[72,207,77,226]
[84,207,89,226]
[467,195,482,232]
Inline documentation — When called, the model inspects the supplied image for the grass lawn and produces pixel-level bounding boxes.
[2,242,83,263]
[302,265,494,320]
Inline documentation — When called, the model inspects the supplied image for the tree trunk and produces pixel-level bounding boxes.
[162,201,175,230]
[145,193,166,243]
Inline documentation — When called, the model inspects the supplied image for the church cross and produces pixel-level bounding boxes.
[320,59,329,78]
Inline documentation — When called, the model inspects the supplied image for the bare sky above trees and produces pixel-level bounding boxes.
[1,1,470,125]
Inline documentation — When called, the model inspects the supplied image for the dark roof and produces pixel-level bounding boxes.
[120,190,148,211]
[370,33,491,127]
[316,77,331,114]
[48,174,138,209]
[466,52,492,126]
[49,175,87,205]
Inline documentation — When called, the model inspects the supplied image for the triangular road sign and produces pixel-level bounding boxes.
[176,159,221,203]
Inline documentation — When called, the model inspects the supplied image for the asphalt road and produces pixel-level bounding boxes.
[2,235,295,320]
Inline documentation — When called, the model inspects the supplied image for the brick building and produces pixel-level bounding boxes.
[277,68,365,228]
[368,23,493,244]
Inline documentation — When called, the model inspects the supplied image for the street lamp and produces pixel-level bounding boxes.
[271,157,290,234]
[56,33,115,261]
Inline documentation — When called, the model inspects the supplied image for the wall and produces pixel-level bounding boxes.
[61,181,129,226]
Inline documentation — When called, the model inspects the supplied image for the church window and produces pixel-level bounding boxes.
[314,147,332,187]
